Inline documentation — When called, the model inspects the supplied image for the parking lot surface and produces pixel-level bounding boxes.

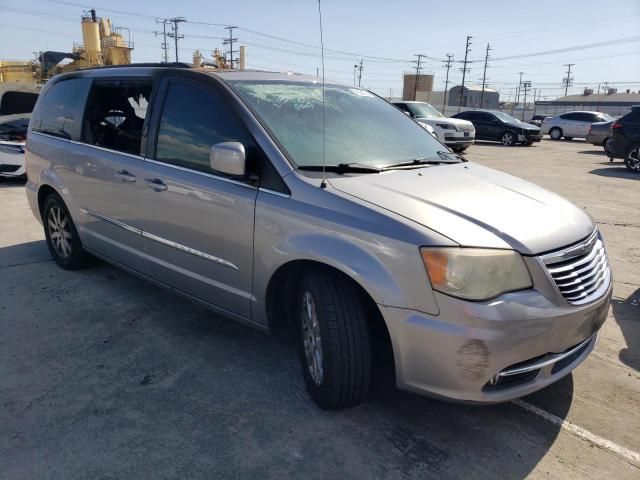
[1,139,638,479]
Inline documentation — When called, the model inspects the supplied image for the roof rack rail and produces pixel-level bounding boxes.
[80,62,193,71]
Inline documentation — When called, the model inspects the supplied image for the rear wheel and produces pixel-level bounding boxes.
[43,193,89,269]
[624,144,640,173]
[549,127,563,140]
[297,268,372,410]
[501,131,516,146]
[451,146,468,153]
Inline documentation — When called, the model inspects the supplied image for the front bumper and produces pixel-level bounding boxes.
[518,132,543,143]
[443,131,475,147]
[380,278,611,403]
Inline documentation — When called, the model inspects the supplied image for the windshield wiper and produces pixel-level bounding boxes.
[298,163,383,174]
[382,152,464,170]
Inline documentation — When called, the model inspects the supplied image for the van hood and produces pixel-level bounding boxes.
[329,162,594,255]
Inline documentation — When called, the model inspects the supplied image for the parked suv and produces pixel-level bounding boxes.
[608,106,640,172]
[541,111,613,140]
[26,65,611,409]
[393,101,475,152]
[451,110,542,146]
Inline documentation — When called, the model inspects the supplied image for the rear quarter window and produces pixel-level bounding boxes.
[0,91,39,115]
[31,78,91,140]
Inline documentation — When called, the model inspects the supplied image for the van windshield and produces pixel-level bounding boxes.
[228,81,446,169]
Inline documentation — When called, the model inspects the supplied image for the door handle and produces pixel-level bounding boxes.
[115,170,136,182]
[144,178,168,191]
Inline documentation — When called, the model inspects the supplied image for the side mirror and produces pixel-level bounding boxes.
[210,142,246,177]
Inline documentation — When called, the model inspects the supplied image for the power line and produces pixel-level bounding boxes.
[413,54,426,100]
[563,63,575,96]
[480,43,491,108]
[223,25,238,68]
[442,54,454,111]
[458,36,472,112]
[490,36,640,61]
[154,18,169,63]
[167,17,186,62]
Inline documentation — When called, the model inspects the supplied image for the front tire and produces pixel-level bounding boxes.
[549,127,563,140]
[624,144,640,173]
[501,131,516,146]
[297,268,372,410]
[42,193,89,269]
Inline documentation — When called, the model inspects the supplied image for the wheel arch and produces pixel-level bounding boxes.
[37,184,59,217]
[265,259,396,383]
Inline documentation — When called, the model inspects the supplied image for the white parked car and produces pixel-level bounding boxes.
[0,114,29,178]
[393,101,475,152]
[541,111,614,140]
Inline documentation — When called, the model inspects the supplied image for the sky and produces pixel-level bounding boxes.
[1,0,639,100]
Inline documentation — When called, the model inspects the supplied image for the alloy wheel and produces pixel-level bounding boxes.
[625,146,640,171]
[501,132,514,146]
[47,205,72,258]
[550,128,562,140]
[301,291,324,386]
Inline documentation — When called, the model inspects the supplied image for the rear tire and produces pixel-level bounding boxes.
[297,268,372,410]
[549,127,563,140]
[42,193,89,269]
[624,144,640,173]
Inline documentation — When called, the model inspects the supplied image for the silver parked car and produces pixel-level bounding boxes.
[541,111,614,140]
[25,66,612,409]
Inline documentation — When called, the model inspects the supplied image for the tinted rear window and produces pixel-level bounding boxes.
[32,78,91,140]
[0,92,39,115]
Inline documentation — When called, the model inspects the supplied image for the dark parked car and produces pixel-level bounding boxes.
[586,121,613,154]
[608,106,640,172]
[529,115,549,127]
[451,110,542,146]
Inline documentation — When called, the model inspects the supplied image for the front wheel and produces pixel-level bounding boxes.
[297,268,372,410]
[624,145,640,173]
[43,193,89,269]
[501,131,516,146]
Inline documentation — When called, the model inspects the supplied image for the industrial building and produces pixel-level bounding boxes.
[534,90,640,117]
[0,9,133,85]
[447,85,499,109]
[402,73,434,101]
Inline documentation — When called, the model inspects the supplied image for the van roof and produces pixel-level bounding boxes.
[74,63,333,85]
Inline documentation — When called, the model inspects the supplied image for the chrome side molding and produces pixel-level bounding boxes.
[81,208,239,271]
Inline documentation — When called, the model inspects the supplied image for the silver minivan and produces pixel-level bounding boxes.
[25,66,612,410]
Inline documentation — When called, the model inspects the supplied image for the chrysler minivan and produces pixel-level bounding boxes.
[25,65,612,410]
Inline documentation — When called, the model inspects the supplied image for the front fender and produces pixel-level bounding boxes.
[282,233,408,307]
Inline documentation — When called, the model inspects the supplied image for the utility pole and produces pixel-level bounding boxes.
[512,71,524,114]
[357,59,363,87]
[563,63,575,97]
[353,64,358,86]
[442,54,453,114]
[413,54,425,101]
[480,43,491,109]
[154,18,169,63]
[458,35,472,112]
[223,26,238,69]
[521,81,531,121]
[167,17,186,62]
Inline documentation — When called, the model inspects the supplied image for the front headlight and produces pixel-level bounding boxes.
[420,248,532,301]
[436,123,457,131]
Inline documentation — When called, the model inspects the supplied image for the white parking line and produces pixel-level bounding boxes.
[512,399,640,468]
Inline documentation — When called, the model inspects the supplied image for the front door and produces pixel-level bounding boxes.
[139,76,258,318]
[64,78,156,274]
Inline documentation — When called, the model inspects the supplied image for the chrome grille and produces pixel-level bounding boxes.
[541,230,611,305]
